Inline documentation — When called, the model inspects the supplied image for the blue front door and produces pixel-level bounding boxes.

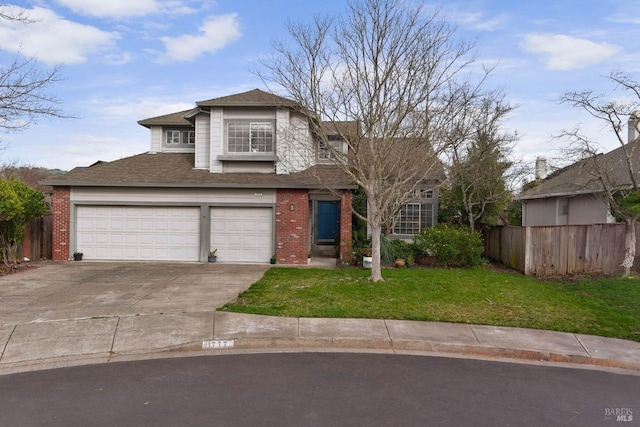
[317,201,340,243]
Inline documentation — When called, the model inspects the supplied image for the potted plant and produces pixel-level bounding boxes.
[362,247,373,268]
[73,252,83,261]
[270,254,276,264]
[208,249,218,263]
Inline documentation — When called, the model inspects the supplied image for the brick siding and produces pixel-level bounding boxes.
[275,189,353,265]
[275,189,310,264]
[339,190,353,263]
[51,187,70,261]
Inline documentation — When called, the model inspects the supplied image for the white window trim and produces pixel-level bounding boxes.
[226,121,275,154]
[391,189,436,236]
[165,129,195,145]
[394,203,422,235]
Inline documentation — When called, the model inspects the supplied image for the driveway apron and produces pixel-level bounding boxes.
[0,261,268,369]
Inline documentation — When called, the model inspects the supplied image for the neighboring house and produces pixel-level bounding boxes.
[517,115,640,226]
[43,89,357,264]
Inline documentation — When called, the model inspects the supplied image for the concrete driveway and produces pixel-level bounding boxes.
[0,261,268,324]
[0,261,269,372]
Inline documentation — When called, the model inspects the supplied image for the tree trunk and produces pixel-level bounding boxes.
[370,222,383,282]
[622,218,636,277]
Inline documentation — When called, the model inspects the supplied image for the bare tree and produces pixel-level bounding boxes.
[258,0,493,281]
[558,71,640,276]
[0,5,65,138]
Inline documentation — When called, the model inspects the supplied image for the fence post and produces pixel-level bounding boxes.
[524,226,532,276]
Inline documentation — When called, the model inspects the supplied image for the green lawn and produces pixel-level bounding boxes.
[219,266,640,342]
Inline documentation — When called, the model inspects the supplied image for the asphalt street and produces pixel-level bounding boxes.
[1,353,638,426]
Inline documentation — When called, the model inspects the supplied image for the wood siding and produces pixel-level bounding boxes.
[195,113,210,169]
[150,126,163,152]
[209,107,223,172]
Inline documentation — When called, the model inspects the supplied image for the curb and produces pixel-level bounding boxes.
[2,336,639,376]
[212,337,640,372]
[128,335,640,373]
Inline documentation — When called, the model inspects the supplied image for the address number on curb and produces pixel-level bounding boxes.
[202,339,235,349]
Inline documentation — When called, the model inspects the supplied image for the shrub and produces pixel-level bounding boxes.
[412,224,483,267]
[380,235,395,264]
[392,237,411,259]
[351,232,371,263]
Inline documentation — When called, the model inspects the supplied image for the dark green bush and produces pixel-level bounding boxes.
[380,236,411,264]
[412,224,483,267]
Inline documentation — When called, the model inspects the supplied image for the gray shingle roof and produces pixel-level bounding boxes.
[517,141,640,200]
[42,152,356,189]
[137,110,193,128]
[137,89,303,127]
[196,89,300,108]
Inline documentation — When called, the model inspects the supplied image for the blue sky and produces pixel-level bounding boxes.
[1,0,639,171]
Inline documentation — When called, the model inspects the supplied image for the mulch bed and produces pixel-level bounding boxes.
[0,262,33,276]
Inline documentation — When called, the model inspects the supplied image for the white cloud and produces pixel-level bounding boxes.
[520,34,620,70]
[81,93,195,123]
[0,6,118,65]
[54,0,203,18]
[450,11,509,31]
[54,0,160,18]
[606,13,640,25]
[159,14,241,62]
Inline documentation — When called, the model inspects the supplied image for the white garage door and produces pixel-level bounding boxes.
[210,208,272,263]
[76,206,200,261]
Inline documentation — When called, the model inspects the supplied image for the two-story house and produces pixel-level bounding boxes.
[44,89,356,264]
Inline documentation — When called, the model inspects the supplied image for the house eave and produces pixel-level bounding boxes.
[43,180,358,190]
[516,189,599,201]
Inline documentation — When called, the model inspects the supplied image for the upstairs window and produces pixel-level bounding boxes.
[165,129,195,145]
[227,122,274,153]
[318,138,344,161]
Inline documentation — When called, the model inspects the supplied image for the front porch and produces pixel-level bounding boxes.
[275,189,352,265]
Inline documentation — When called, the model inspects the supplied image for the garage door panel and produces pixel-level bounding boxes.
[110,234,123,244]
[77,206,200,261]
[95,234,109,244]
[210,207,272,263]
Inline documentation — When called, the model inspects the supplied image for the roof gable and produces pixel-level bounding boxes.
[196,88,300,108]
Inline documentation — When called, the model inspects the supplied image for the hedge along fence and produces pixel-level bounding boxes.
[483,224,639,277]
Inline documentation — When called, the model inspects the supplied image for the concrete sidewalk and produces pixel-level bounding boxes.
[2,310,639,375]
[1,261,639,374]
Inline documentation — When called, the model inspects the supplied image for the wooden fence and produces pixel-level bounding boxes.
[483,223,639,277]
[18,214,53,260]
